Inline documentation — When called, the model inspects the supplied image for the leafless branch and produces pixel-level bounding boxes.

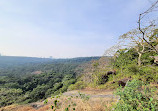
[138,0,158,54]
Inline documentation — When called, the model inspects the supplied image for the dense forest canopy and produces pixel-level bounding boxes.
[0,56,100,76]
[0,56,100,107]
[0,56,100,67]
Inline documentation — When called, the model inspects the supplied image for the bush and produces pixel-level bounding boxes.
[127,64,139,74]
[113,80,158,111]
[68,81,86,90]
[0,88,23,107]
[94,73,109,85]
[29,85,49,101]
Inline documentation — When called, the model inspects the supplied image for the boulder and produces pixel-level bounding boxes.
[154,56,158,63]
[149,56,158,64]
[107,70,116,76]
[118,78,130,87]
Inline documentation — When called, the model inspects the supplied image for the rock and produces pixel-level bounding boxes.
[118,81,126,87]
[149,56,158,64]
[118,78,130,87]
[154,56,158,63]
[107,70,116,76]
[31,104,37,108]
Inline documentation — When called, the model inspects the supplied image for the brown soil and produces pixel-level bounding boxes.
[0,89,117,111]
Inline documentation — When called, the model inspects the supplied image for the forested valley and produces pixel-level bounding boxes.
[0,56,100,107]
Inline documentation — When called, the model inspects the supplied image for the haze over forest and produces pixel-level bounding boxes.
[0,0,153,58]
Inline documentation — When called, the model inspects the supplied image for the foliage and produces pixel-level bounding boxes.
[0,88,23,107]
[78,92,90,101]
[0,56,100,77]
[113,80,158,111]
[50,95,77,111]
[0,57,100,107]
[69,29,158,100]
[44,99,48,104]
[68,81,86,90]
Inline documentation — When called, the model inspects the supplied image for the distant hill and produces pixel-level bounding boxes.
[0,56,101,76]
[0,56,100,67]
[0,56,51,67]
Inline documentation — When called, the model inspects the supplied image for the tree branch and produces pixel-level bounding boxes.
[138,0,158,54]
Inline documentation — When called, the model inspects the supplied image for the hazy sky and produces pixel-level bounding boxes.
[0,0,152,58]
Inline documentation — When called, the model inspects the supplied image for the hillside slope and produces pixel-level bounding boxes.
[0,89,117,111]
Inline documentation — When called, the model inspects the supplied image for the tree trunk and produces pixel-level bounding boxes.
[138,52,142,66]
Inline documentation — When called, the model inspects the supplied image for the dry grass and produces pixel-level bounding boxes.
[0,97,115,111]
[47,96,115,111]
[0,105,34,111]
[0,90,116,111]
[78,88,114,95]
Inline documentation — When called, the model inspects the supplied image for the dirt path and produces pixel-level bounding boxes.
[63,90,117,98]
[0,89,118,111]
[29,89,118,110]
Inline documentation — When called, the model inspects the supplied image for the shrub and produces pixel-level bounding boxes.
[127,64,139,74]
[68,81,86,90]
[113,80,158,111]
[94,73,109,85]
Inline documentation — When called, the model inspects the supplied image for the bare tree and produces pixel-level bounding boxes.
[120,29,148,66]
[138,0,158,53]
[104,0,158,66]
[104,41,124,71]
[104,41,123,57]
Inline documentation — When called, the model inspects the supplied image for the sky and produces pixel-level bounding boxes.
[0,0,154,58]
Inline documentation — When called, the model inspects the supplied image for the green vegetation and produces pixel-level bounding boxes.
[78,92,90,101]
[0,56,100,76]
[70,24,158,110]
[50,95,77,111]
[113,80,158,111]
[0,56,100,107]
[0,6,158,111]
[0,69,75,107]
[74,27,158,89]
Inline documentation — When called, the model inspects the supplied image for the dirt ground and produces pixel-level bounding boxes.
[0,89,118,111]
